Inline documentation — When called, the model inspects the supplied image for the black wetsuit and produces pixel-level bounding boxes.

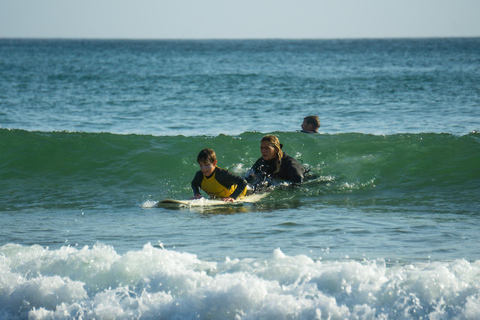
[246,153,305,185]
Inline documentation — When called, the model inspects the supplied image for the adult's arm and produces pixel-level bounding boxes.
[283,156,305,184]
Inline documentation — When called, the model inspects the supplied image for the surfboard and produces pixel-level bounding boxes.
[150,192,268,208]
[158,198,242,207]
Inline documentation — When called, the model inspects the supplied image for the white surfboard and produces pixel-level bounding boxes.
[158,198,242,207]
[144,192,268,208]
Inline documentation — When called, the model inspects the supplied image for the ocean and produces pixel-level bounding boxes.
[1,38,479,319]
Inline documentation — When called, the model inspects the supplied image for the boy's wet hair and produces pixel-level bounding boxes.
[197,148,217,164]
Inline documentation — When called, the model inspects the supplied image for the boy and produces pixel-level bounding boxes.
[191,148,247,202]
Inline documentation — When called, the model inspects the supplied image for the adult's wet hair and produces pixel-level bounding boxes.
[304,115,320,130]
[261,135,283,173]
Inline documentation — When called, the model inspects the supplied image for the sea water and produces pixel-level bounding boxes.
[1,39,479,319]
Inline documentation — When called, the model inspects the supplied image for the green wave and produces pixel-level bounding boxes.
[1,129,479,210]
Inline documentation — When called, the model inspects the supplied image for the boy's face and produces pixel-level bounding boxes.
[199,160,217,176]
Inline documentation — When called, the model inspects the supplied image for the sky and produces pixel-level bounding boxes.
[1,0,479,39]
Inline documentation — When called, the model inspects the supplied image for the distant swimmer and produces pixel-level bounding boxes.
[191,148,247,203]
[245,135,305,188]
[300,115,320,134]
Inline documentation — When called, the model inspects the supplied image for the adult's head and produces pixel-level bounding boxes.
[260,135,283,162]
[301,115,320,133]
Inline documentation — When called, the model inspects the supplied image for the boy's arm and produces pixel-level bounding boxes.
[191,171,203,196]
[216,169,248,199]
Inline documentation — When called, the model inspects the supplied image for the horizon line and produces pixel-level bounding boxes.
[1,36,479,41]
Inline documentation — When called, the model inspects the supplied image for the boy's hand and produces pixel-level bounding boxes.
[191,193,203,199]
[221,197,235,203]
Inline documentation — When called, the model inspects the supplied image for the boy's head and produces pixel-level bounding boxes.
[197,148,217,176]
[197,148,217,164]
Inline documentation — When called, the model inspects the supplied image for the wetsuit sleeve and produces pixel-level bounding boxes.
[215,168,248,199]
[282,156,305,184]
[191,170,204,196]
[245,157,263,184]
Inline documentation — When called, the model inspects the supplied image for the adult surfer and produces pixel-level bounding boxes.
[300,115,320,134]
[245,135,305,189]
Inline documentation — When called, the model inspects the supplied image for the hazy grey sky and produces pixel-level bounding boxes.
[1,0,479,39]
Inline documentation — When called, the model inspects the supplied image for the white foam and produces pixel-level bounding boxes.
[140,200,158,208]
[1,243,479,319]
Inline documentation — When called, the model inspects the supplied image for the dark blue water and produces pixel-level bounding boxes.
[1,38,479,135]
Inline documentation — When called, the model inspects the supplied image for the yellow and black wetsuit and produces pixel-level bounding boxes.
[191,166,248,199]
